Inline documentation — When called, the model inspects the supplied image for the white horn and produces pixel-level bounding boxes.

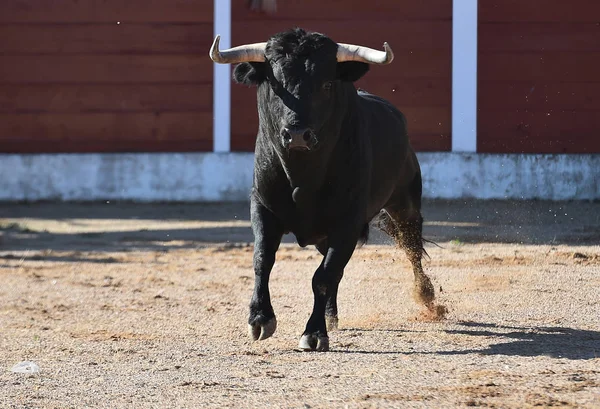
[336,42,394,65]
[209,35,267,64]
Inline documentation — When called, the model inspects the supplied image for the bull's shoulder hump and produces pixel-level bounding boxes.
[357,91,391,105]
[357,92,404,117]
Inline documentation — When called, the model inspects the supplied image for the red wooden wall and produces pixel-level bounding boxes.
[0,1,451,154]
[3,1,599,155]
[231,0,452,152]
[0,1,214,153]
[478,0,600,153]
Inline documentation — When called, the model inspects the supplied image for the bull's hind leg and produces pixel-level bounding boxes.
[383,208,435,308]
[382,173,436,309]
[248,199,284,341]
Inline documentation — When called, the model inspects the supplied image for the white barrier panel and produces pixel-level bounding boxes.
[1,153,598,201]
[451,0,478,153]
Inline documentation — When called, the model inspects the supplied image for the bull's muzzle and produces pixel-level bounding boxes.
[281,127,318,151]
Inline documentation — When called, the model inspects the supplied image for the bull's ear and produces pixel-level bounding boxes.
[232,62,266,86]
[336,62,370,82]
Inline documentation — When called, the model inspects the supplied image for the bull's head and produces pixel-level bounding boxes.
[210,28,393,152]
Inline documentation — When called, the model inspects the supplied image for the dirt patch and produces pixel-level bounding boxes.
[417,304,449,322]
[555,251,600,265]
[1,201,599,408]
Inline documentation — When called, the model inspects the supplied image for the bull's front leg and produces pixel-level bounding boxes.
[299,233,358,352]
[316,241,342,331]
[248,199,284,341]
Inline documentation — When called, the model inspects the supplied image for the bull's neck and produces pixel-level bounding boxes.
[280,149,331,191]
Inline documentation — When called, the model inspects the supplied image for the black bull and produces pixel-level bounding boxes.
[210,28,440,351]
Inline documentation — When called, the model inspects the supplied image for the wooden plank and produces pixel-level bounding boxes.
[0,1,213,23]
[0,55,212,83]
[478,3,600,154]
[231,85,259,152]
[231,20,451,51]
[0,112,212,153]
[401,106,451,137]
[409,133,451,152]
[478,52,600,82]
[479,110,600,135]
[231,22,450,78]
[0,138,212,153]
[478,110,600,153]
[342,50,452,79]
[479,23,600,52]
[0,84,213,113]
[478,136,600,154]
[355,78,451,107]
[232,0,452,21]
[478,81,600,112]
[0,23,213,54]
[479,0,600,23]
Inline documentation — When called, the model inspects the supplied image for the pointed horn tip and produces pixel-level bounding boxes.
[383,42,394,64]
[210,35,222,63]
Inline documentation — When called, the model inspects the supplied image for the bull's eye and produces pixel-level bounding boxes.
[322,81,333,91]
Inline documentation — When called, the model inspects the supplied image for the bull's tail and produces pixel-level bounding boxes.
[421,237,443,260]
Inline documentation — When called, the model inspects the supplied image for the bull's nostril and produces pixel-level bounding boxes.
[282,127,314,149]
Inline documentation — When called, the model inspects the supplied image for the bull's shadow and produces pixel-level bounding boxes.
[2,200,599,252]
[334,321,600,360]
[441,321,600,360]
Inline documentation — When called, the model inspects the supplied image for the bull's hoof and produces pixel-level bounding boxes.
[326,316,339,331]
[413,275,435,306]
[298,334,329,352]
[248,317,277,341]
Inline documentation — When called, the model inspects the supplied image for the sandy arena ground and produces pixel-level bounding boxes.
[0,200,599,408]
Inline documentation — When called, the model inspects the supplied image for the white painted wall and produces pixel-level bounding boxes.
[0,153,253,202]
[212,0,231,152]
[451,0,478,153]
[1,153,597,201]
[420,153,599,200]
